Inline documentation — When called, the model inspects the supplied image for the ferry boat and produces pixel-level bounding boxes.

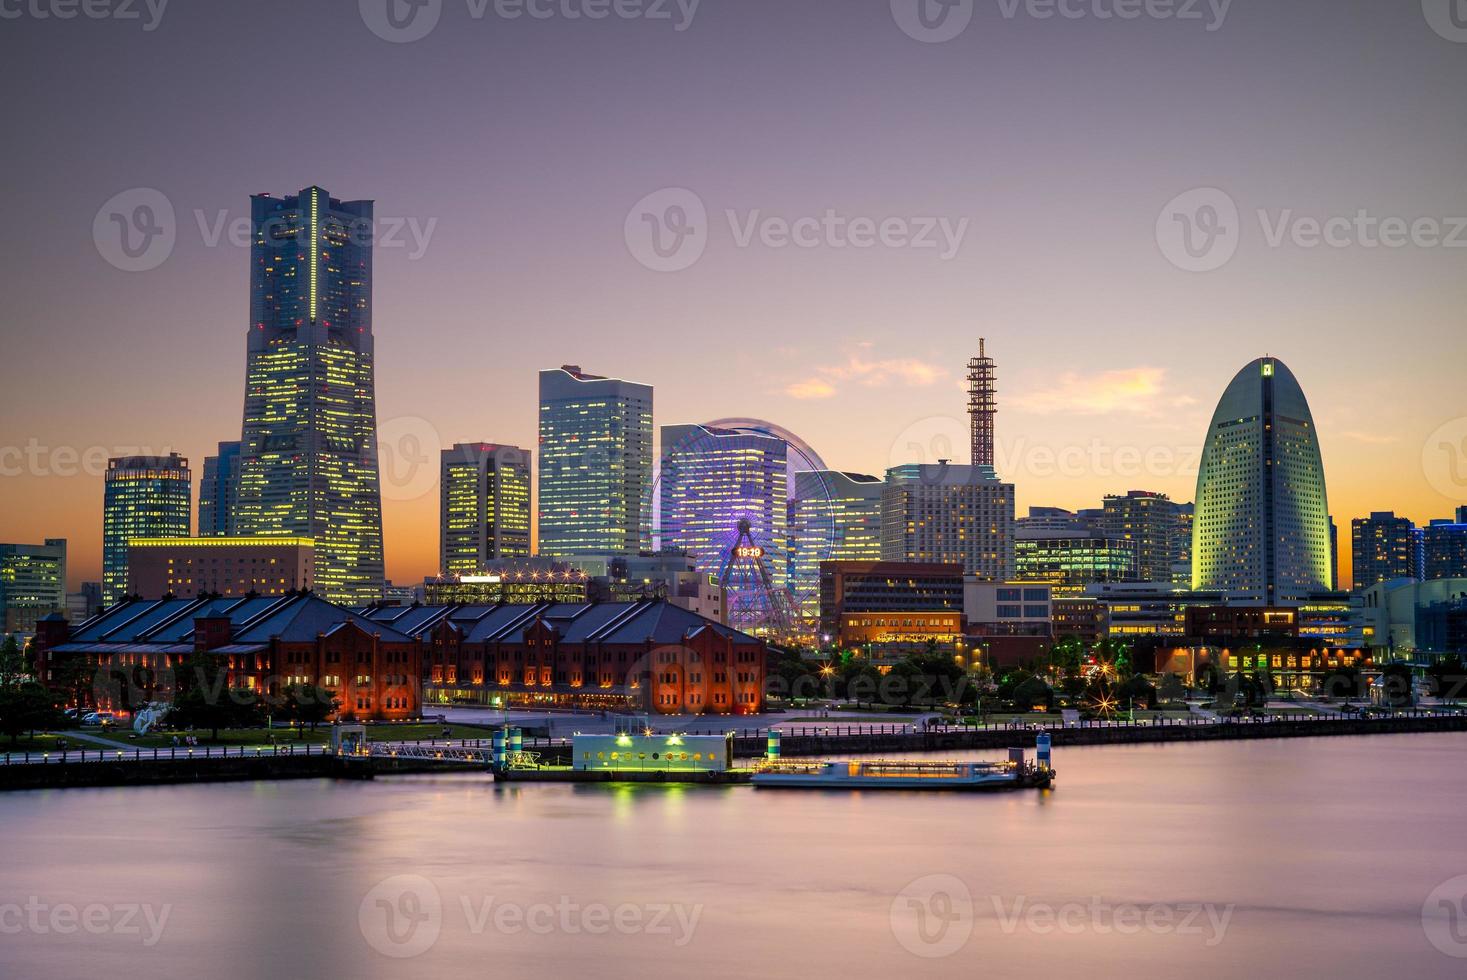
[751,758,1053,791]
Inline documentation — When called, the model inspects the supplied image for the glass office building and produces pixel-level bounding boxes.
[440,443,533,574]
[198,440,242,537]
[0,539,67,634]
[102,453,191,603]
[788,470,883,618]
[234,186,385,604]
[537,365,653,558]
[1192,358,1332,601]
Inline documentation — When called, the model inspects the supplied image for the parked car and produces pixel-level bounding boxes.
[81,711,115,727]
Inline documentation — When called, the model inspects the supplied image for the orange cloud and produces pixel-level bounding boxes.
[1013,367,1192,416]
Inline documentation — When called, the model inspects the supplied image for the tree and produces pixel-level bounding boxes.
[1426,656,1467,701]
[168,652,261,740]
[1012,675,1054,713]
[1319,666,1364,702]
[275,683,340,735]
[0,682,62,747]
[1118,674,1158,710]
[0,635,29,688]
[1378,662,1414,708]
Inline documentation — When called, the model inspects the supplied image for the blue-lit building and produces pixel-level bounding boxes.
[1424,507,1467,581]
[537,365,653,558]
[234,186,385,604]
[198,440,242,537]
[788,470,883,618]
[102,453,190,604]
[659,423,788,630]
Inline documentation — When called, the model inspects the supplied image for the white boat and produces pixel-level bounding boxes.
[751,758,1049,790]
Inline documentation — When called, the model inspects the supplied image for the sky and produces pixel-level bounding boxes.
[2,0,1465,590]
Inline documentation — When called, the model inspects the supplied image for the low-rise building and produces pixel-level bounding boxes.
[1354,577,1467,659]
[819,560,965,653]
[126,537,316,598]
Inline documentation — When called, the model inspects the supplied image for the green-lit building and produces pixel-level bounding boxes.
[1015,528,1137,596]
[102,454,190,604]
[234,186,385,604]
[537,365,653,558]
[1,539,67,635]
[788,470,883,618]
[440,443,532,574]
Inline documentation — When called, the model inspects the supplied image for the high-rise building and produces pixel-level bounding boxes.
[659,423,789,625]
[537,365,653,558]
[1014,528,1137,595]
[788,470,884,617]
[1016,507,1091,534]
[1351,511,1420,590]
[1098,490,1185,583]
[1172,502,1195,584]
[440,443,533,574]
[881,462,1015,580]
[102,453,191,604]
[0,539,66,634]
[1192,357,1332,601]
[198,440,242,536]
[1424,507,1467,581]
[234,186,385,604]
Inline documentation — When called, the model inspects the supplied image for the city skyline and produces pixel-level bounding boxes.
[4,0,1466,591]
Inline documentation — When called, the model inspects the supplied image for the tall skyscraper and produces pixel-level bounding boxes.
[1098,490,1185,583]
[440,443,533,574]
[881,462,1015,580]
[659,422,789,595]
[234,186,385,604]
[537,365,653,558]
[1424,507,1467,581]
[788,470,884,617]
[1192,357,1332,600]
[102,453,190,603]
[967,339,996,469]
[0,539,66,634]
[198,440,242,536]
[1351,511,1420,590]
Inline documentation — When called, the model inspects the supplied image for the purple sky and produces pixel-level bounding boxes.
[3,0,1466,587]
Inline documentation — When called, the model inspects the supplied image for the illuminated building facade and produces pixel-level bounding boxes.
[1098,490,1188,583]
[1424,508,1467,581]
[234,186,385,604]
[880,463,1015,580]
[1351,511,1421,590]
[819,560,965,652]
[198,440,242,537]
[1192,357,1332,601]
[440,443,532,575]
[537,365,653,558]
[126,536,314,598]
[1014,528,1137,595]
[659,423,789,609]
[788,470,883,618]
[102,453,191,604]
[0,539,67,634]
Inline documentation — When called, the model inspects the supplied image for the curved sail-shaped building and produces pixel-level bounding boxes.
[1192,357,1332,600]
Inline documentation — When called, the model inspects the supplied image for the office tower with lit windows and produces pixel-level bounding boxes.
[198,440,242,537]
[1014,528,1138,595]
[659,423,789,588]
[788,470,884,617]
[1192,357,1332,601]
[537,365,653,558]
[1351,511,1421,590]
[440,443,533,574]
[233,186,385,604]
[102,453,191,603]
[881,462,1015,580]
[1423,507,1467,581]
[0,539,67,634]
[1098,490,1186,583]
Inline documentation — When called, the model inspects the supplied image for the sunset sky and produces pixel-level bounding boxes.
[3,0,1465,590]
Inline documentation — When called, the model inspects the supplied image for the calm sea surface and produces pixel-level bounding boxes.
[2,734,1465,979]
